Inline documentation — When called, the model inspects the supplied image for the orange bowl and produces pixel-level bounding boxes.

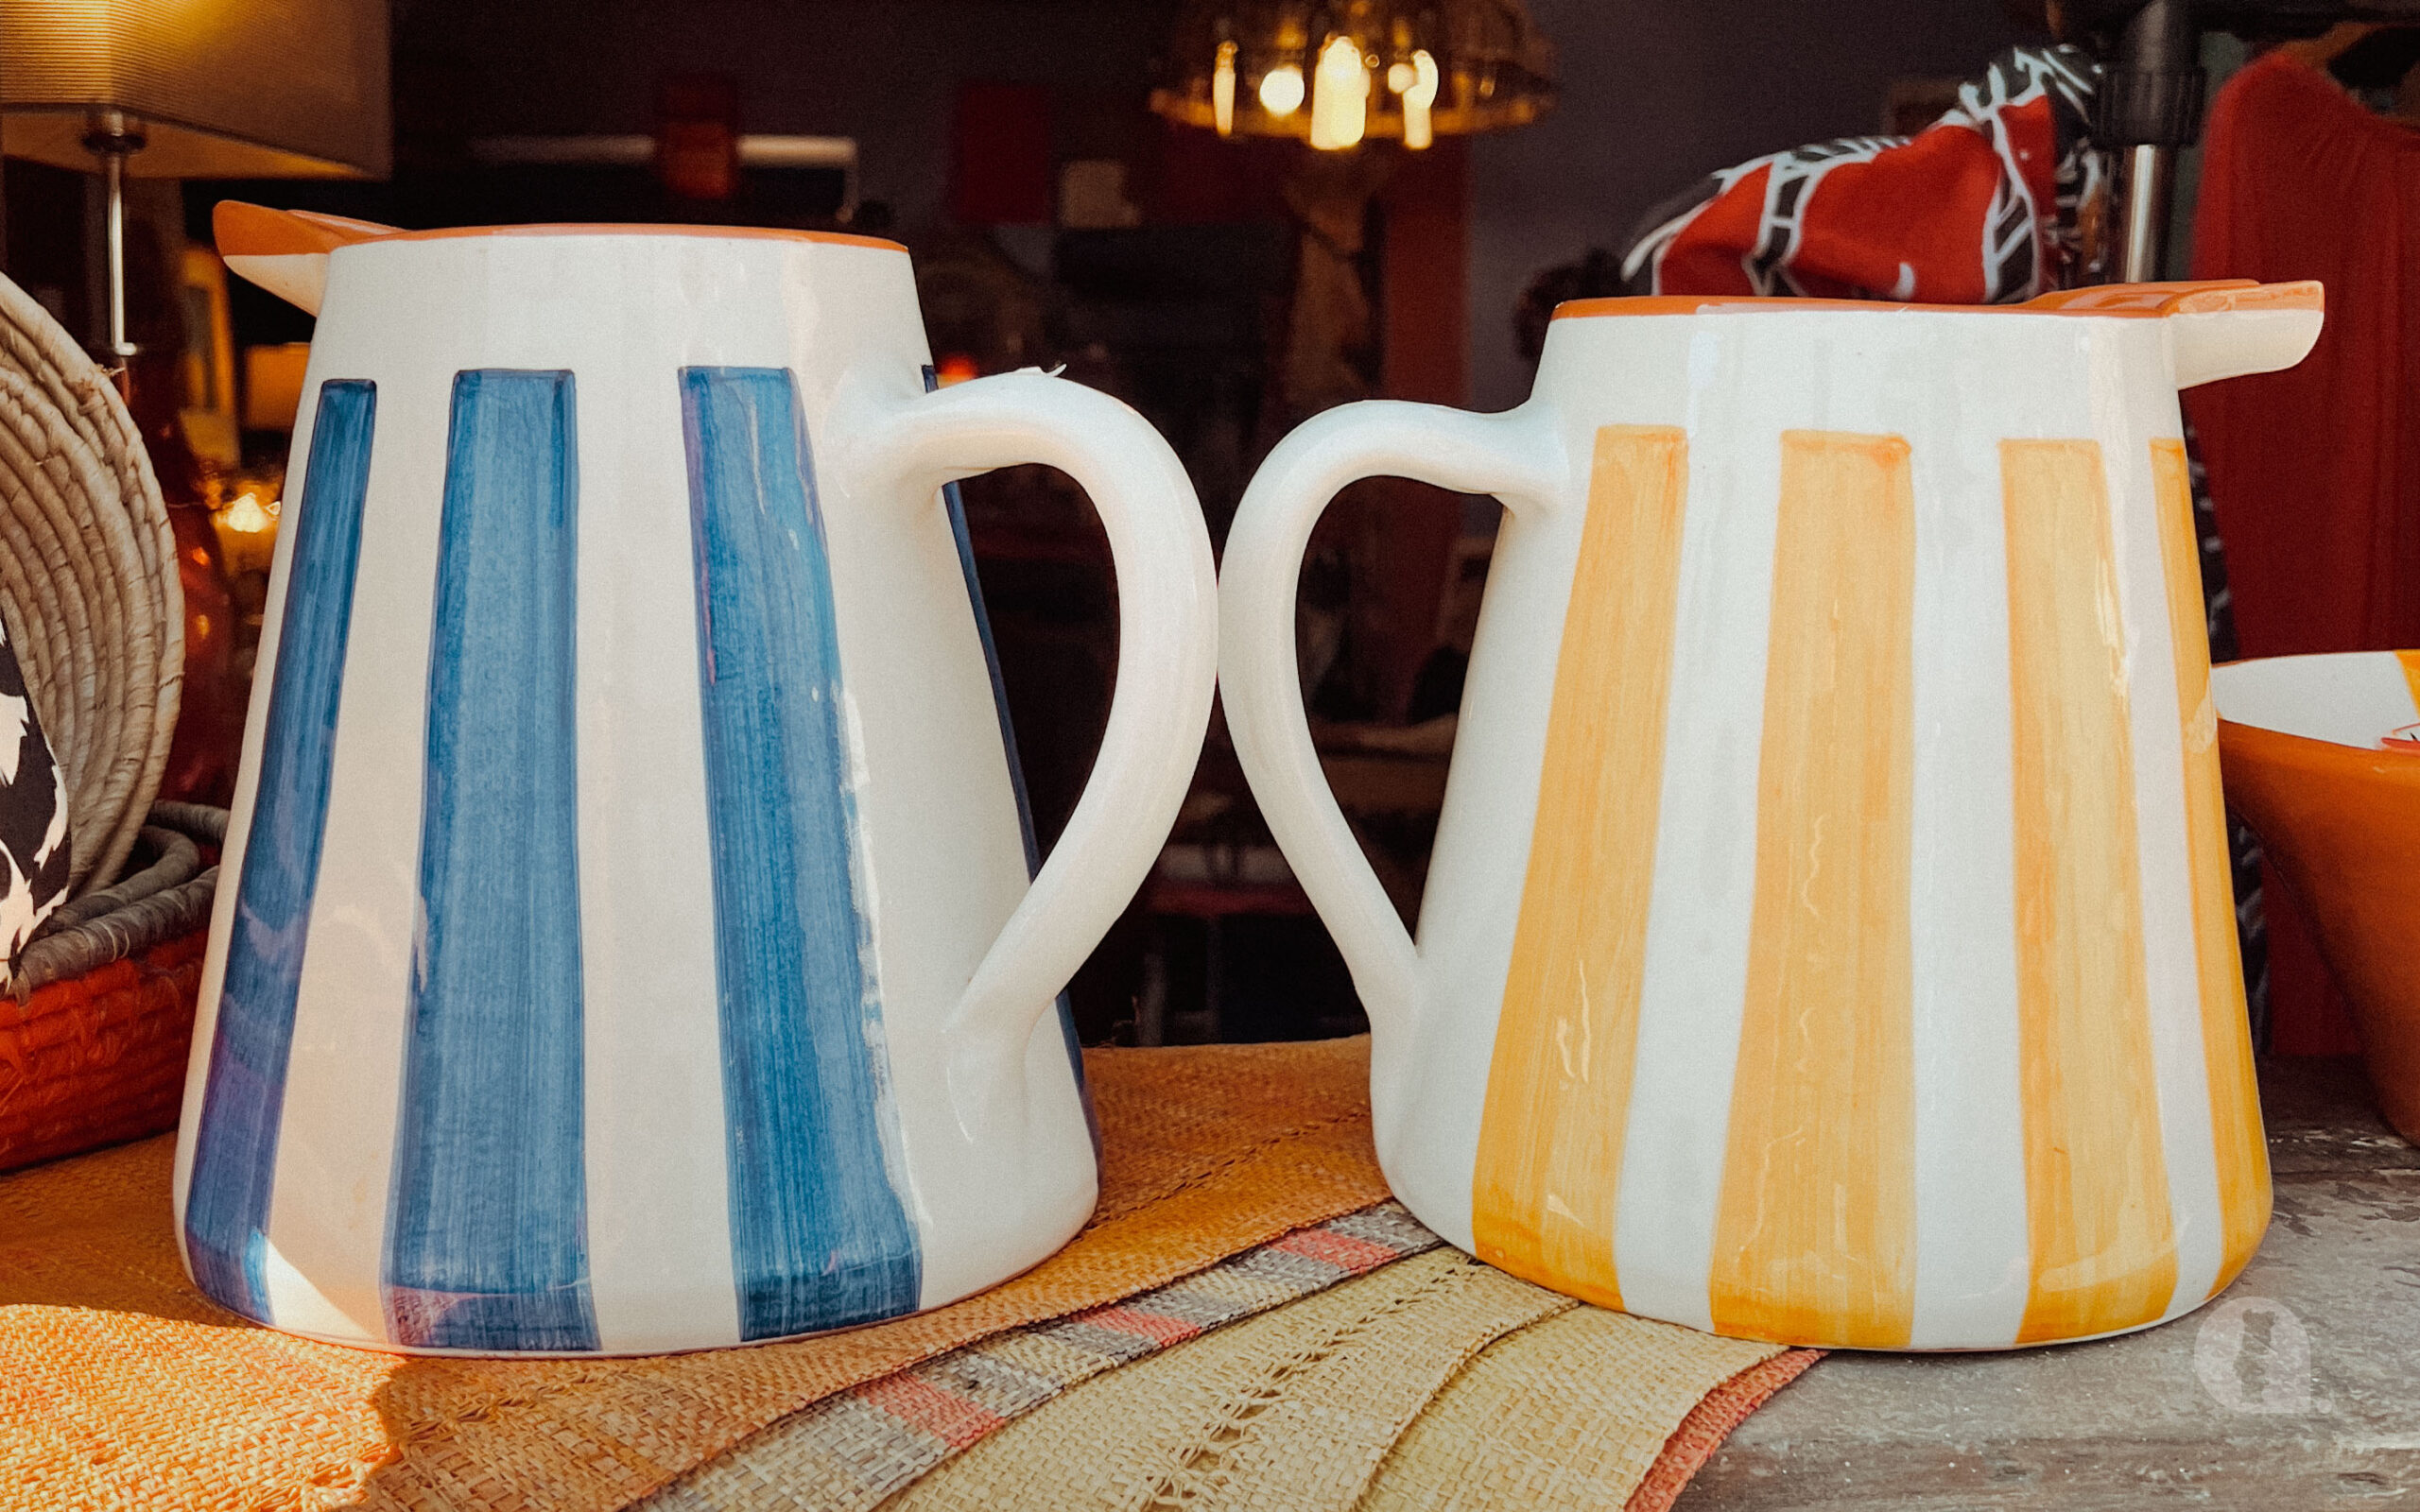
[2213,651,2420,1141]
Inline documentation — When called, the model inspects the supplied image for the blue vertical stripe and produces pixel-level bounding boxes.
[922,366,1094,1146]
[682,366,921,1340]
[185,380,376,1321]
[382,370,596,1352]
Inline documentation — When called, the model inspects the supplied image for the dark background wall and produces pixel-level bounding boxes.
[1466,0,2041,408]
[4,0,2062,1043]
[391,0,1177,231]
[390,0,2042,407]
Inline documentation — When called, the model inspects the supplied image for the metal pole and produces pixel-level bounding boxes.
[102,145,130,356]
[2120,142,2176,284]
[2095,0,2204,284]
[82,110,144,359]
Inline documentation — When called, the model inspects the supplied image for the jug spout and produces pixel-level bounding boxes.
[214,201,399,317]
[2028,279,2324,390]
[2165,280,2325,389]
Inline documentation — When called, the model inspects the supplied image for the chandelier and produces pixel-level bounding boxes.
[1150,1,1555,150]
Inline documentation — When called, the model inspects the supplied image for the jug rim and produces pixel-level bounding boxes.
[214,206,908,259]
[1550,280,2320,323]
[340,222,908,254]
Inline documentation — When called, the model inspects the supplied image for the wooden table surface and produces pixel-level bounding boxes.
[1676,1058,2420,1511]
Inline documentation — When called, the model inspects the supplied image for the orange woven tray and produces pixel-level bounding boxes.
[0,928,206,1172]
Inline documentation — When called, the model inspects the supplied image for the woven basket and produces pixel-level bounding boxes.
[0,801,223,1172]
[0,273,182,898]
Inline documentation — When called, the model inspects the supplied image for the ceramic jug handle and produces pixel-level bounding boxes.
[850,370,1219,1078]
[1219,401,1566,1035]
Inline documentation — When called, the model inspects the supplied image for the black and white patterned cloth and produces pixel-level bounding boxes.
[0,615,68,969]
[1618,45,2105,304]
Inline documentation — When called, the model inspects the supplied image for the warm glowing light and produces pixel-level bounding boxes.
[222,492,274,533]
[1213,41,1238,135]
[212,490,282,576]
[1308,36,1368,150]
[1404,49,1440,149]
[1258,62,1305,117]
[936,353,981,387]
[1152,2,1550,149]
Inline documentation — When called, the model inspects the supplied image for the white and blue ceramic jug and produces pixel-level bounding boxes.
[175,204,1217,1355]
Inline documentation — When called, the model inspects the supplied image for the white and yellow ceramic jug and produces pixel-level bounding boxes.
[1221,281,2323,1350]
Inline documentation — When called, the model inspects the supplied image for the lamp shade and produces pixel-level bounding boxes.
[0,0,389,179]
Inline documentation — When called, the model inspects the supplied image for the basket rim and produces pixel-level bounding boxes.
[13,801,227,995]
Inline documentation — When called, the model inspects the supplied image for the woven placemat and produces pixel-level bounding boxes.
[1358,1298,1800,1512]
[871,1245,1811,1512]
[647,1212,1819,1512]
[0,1038,1386,1511]
[882,1247,1576,1512]
[1624,1349,1821,1512]
[644,1204,1442,1512]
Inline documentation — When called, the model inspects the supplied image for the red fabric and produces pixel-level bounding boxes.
[2188,51,2420,660]
[1653,122,2029,304]
[1783,104,2040,303]
[2261,859,2363,1057]
[1656,164,1769,297]
[2187,52,2420,1057]
[1631,47,2095,304]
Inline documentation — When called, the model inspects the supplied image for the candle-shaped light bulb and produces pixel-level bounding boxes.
[1309,35,1368,150]
[222,491,273,533]
[1259,61,1305,117]
[213,490,281,576]
[1404,48,1440,149]
[1213,41,1238,135]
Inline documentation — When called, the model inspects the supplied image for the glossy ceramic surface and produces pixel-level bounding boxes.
[2214,651,2420,1143]
[1222,282,2323,1350]
[176,207,1219,1355]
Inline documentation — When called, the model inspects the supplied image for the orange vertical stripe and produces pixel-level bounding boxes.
[2150,438,2271,1298]
[2004,439,2177,1343]
[1471,425,1690,1312]
[2400,650,2420,723]
[1706,431,1917,1349]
